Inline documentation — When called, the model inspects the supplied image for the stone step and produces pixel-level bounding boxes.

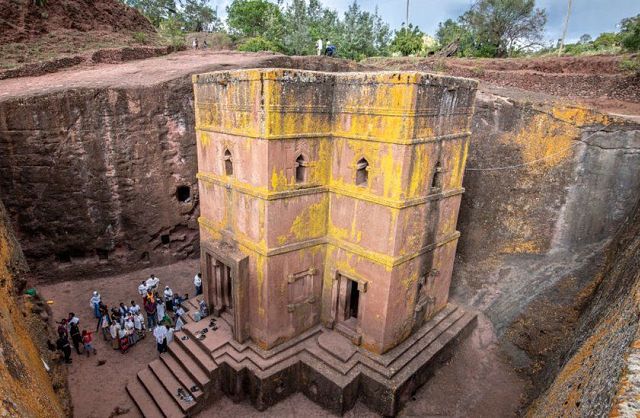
[137,367,185,418]
[168,342,210,388]
[126,379,163,418]
[176,330,217,375]
[161,354,204,397]
[149,359,198,413]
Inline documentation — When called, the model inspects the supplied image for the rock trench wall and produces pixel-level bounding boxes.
[0,80,199,281]
[0,198,68,417]
[0,57,364,282]
[458,90,640,262]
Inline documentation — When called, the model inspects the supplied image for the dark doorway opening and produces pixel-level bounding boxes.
[348,280,359,319]
[161,234,170,245]
[176,185,190,202]
[96,249,109,260]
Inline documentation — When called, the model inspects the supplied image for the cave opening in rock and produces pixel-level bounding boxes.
[55,252,71,263]
[96,249,109,260]
[161,234,170,245]
[176,185,190,202]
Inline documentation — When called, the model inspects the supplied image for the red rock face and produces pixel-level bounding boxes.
[0,80,200,281]
[0,55,365,283]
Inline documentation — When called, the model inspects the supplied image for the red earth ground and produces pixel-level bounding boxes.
[39,259,524,418]
[364,54,640,118]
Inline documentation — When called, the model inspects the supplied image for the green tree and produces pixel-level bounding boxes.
[307,0,340,45]
[238,36,282,52]
[461,0,547,57]
[579,34,592,44]
[620,14,640,52]
[435,18,476,56]
[123,0,178,27]
[593,32,619,49]
[336,2,391,60]
[282,0,313,55]
[391,24,424,56]
[226,0,283,38]
[182,0,221,32]
[159,14,186,46]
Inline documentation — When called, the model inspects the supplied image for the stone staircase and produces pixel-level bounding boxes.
[126,297,220,418]
[127,301,477,417]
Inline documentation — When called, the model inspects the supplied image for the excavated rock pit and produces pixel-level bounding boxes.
[0,51,639,416]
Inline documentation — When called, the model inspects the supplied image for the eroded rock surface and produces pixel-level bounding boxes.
[0,198,68,417]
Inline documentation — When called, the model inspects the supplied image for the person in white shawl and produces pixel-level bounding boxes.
[89,291,101,318]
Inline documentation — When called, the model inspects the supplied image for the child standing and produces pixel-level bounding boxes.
[81,330,97,357]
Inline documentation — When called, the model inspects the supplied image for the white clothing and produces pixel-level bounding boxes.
[175,316,185,331]
[166,328,175,345]
[175,307,185,318]
[109,324,118,339]
[164,288,174,299]
[146,277,159,289]
[68,316,80,325]
[156,303,166,322]
[124,319,134,334]
[153,326,168,344]
[138,283,147,296]
[194,274,202,287]
[129,304,141,315]
[136,313,145,330]
[134,315,142,330]
[316,39,323,55]
[90,295,101,308]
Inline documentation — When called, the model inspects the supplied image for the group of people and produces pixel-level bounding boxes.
[316,38,337,57]
[56,271,206,364]
[191,38,209,49]
[55,312,96,364]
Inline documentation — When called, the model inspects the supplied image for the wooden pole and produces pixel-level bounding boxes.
[406,0,409,25]
[558,0,573,56]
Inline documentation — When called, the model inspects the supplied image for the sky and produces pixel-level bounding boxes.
[211,0,640,44]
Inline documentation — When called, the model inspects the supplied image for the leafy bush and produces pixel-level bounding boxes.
[207,33,234,50]
[620,15,640,52]
[132,31,148,44]
[159,16,185,47]
[620,56,640,73]
[391,24,424,56]
[237,36,281,53]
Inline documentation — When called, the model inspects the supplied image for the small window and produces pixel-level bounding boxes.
[295,154,307,183]
[224,149,233,176]
[431,161,442,191]
[355,158,368,186]
[176,185,190,202]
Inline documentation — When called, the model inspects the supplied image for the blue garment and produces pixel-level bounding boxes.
[93,302,100,318]
[147,313,157,329]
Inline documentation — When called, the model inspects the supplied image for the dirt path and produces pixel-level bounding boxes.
[39,260,524,418]
[0,50,286,100]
